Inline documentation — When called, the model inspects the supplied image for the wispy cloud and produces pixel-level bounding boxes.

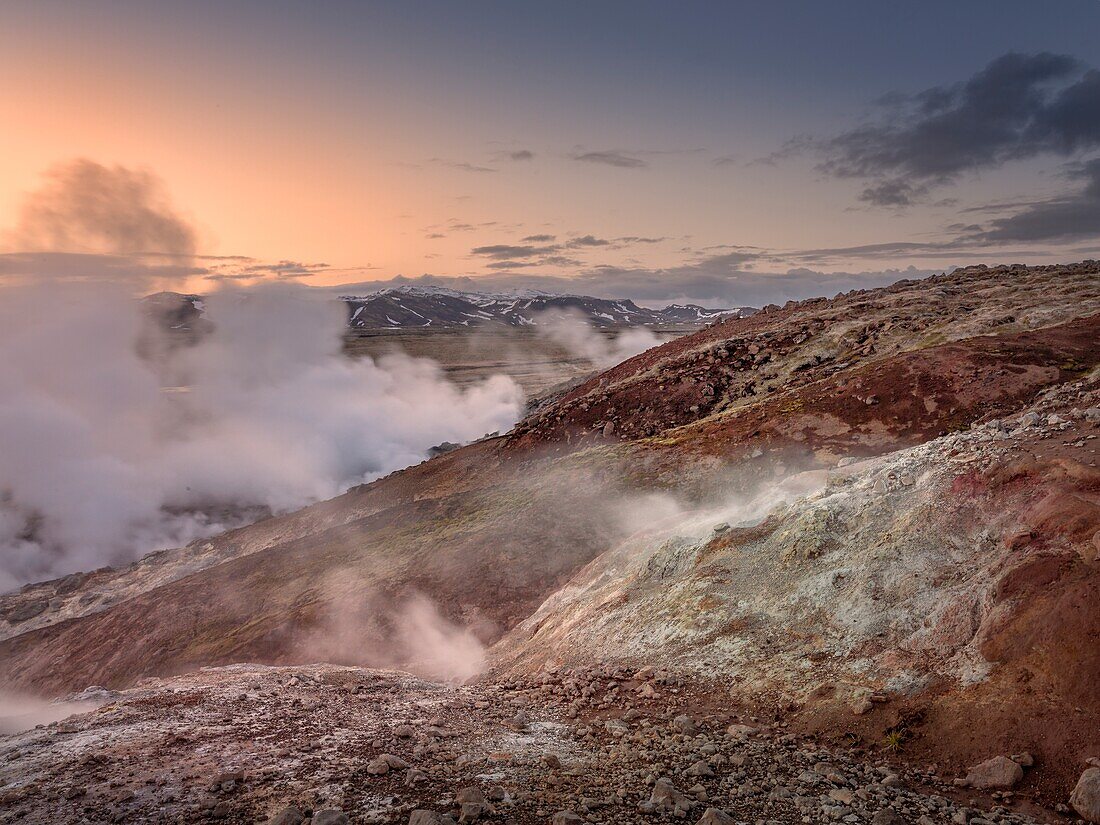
[570,150,648,169]
[428,158,498,173]
[470,243,559,260]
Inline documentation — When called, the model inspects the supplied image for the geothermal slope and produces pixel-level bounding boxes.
[2,262,1100,824]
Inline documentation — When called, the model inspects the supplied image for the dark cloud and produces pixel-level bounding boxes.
[967,157,1100,242]
[229,260,330,280]
[712,155,739,167]
[566,234,611,248]
[815,52,1100,204]
[483,260,542,270]
[509,150,535,161]
[570,150,648,169]
[616,236,666,244]
[426,233,446,239]
[471,234,615,262]
[470,243,559,260]
[857,180,929,207]
[536,255,583,267]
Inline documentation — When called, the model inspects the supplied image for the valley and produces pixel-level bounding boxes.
[342,325,693,399]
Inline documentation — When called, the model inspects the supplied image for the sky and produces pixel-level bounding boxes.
[2,0,1100,305]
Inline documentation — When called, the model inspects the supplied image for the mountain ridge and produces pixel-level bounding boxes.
[142,287,754,331]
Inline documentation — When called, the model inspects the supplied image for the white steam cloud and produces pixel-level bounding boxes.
[537,309,660,368]
[0,161,524,590]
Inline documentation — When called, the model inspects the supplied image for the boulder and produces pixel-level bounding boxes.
[725,723,757,738]
[697,808,736,825]
[1070,767,1100,822]
[312,812,349,825]
[367,753,409,775]
[871,810,904,825]
[409,812,455,825]
[551,812,585,825]
[686,759,714,777]
[962,756,1024,789]
[268,807,304,825]
[672,714,697,734]
[455,787,491,823]
[644,777,694,816]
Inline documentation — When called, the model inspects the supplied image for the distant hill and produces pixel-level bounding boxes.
[138,287,754,331]
[341,285,754,329]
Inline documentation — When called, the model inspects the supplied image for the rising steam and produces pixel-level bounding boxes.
[0,161,524,590]
[536,308,660,367]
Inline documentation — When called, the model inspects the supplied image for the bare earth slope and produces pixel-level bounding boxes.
[2,262,1100,811]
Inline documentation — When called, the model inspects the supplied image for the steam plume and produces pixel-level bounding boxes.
[0,162,524,590]
[537,309,660,367]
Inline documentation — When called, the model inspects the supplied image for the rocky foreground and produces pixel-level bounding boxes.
[3,663,1095,825]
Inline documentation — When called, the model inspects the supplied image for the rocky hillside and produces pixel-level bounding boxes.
[4,262,1100,820]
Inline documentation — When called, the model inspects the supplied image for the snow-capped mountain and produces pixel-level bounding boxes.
[141,291,206,331]
[340,285,754,329]
[141,286,754,331]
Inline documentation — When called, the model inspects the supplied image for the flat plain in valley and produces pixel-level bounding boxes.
[343,325,693,399]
